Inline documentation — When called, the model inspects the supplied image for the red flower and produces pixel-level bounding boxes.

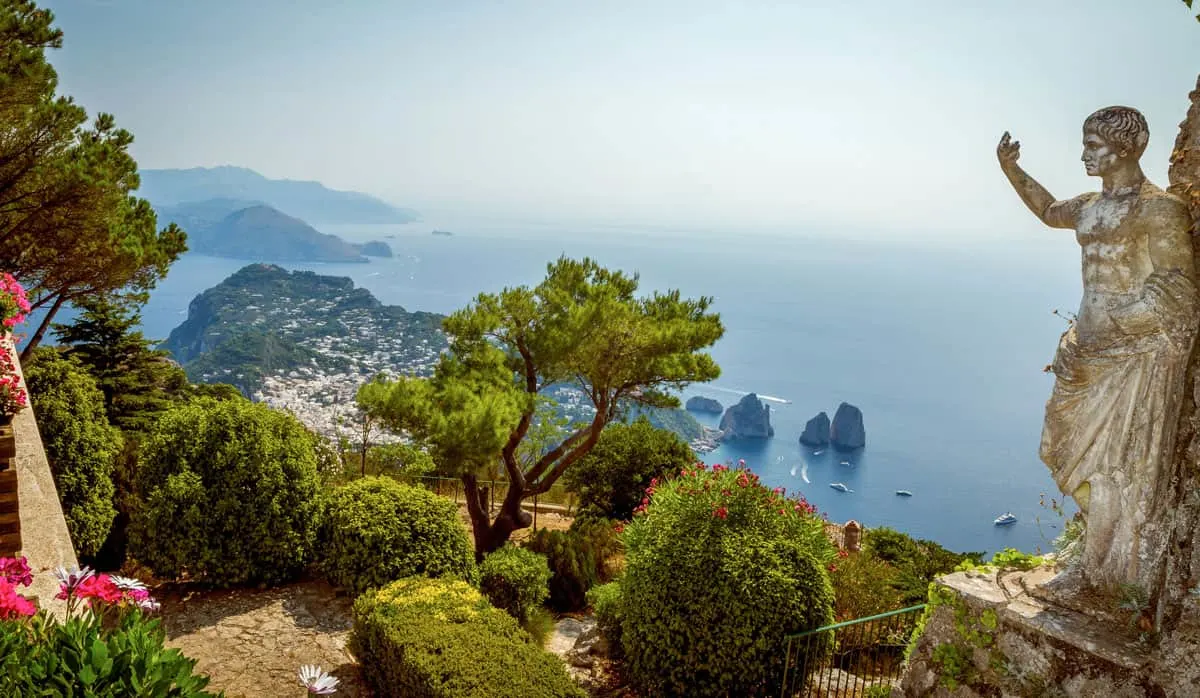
[0,580,35,619]
[713,506,728,519]
[77,574,122,605]
[828,564,838,573]
[837,549,850,559]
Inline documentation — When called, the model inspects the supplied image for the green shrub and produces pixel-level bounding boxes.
[350,577,586,698]
[479,545,551,623]
[523,518,620,612]
[0,611,220,697]
[24,348,123,559]
[618,463,836,697]
[862,527,983,605]
[563,417,695,520]
[320,476,477,594]
[829,550,903,623]
[129,398,324,586]
[587,581,624,658]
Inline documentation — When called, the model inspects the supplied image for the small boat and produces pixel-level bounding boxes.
[829,482,853,493]
[812,449,824,456]
[994,512,1018,526]
[839,460,851,466]
[895,490,913,497]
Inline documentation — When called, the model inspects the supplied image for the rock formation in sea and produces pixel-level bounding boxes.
[830,402,866,450]
[799,412,831,447]
[718,393,774,440]
[685,396,724,414]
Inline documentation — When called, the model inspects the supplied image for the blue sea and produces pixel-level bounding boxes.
[135,220,1083,558]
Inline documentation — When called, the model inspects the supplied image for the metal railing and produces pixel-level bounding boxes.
[779,604,926,698]
[407,475,578,529]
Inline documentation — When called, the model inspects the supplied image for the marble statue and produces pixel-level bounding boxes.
[998,106,1199,591]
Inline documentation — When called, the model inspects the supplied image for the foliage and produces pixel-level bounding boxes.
[523,518,621,612]
[479,545,551,623]
[622,404,704,441]
[129,398,324,586]
[0,557,218,697]
[319,476,477,595]
[828,550,904,622]
[862,527,984,605]
[563,417,695,520]
[0,2,187,358]
[618,463,835,697]
[1186,0,1200,23]
[361,256,724,555]
[53,295,192,432]
[587,581,624,658]
[350,576,586,698]
[23,347,122,558]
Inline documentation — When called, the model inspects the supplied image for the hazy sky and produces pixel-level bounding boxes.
[40,0,1200,238]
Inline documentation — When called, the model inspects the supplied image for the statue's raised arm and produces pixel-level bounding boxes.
[997,131,1083,229]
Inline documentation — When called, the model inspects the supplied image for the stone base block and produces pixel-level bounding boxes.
[901,566,1200,697]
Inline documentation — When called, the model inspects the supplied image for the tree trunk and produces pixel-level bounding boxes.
[18,293,65,362]
[1157,73,1200,630]
[461,473,534,560]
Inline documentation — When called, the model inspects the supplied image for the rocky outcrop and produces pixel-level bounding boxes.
[685,396,723,414]
[799,412,831,447]
[718,393,774,440]
[357,241,393,257]
[830,402,865,450]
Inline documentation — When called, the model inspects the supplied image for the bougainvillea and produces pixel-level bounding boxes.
[0,274,29,333]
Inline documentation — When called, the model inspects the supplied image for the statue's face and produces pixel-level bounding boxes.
[1081,129,1122,177]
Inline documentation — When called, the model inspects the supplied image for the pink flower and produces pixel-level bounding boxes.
[0,580,35,619]
[0,557,32,587]
[76,574,123,605]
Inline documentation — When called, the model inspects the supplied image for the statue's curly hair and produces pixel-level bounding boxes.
[1083,106,1149,159]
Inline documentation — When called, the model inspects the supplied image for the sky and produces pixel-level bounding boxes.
[39,0,1200,239]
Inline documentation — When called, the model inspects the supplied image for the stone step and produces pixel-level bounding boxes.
[0,530,20,556]
[0,469,15,494]
[0,511,17,535]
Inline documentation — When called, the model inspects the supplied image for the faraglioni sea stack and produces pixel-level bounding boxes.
[799,412,831,447]
[830,402,866,450]
[718,393,774,440]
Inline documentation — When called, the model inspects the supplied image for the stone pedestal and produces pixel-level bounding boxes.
[901,566,1200,697]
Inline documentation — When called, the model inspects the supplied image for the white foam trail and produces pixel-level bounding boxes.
[790,464,797,476]
[701,385,792,404]
[801,463,810,483]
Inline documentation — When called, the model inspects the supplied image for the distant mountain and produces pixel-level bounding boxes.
[158,200,370,263]
[138,166,419,224]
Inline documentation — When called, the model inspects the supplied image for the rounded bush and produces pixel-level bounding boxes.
[129,398,324,586]
[350,577,586,698]
[564,417,695,520]
[618,463,836,697]
[479,545,551,622]
[586,581,624,658]
[24,348,122,558]
[523,518,621,612]
[320,476,476,594]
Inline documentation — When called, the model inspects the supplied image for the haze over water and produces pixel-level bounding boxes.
[141,220,1084,557]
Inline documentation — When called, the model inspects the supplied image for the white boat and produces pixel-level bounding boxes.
[994,512,1017,526]
[829,482,853,493]
[812,449,824,456]
[839,460,851,466]
[895,490,913,497]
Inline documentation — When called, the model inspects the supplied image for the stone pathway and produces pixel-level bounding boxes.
[159,579,368,698]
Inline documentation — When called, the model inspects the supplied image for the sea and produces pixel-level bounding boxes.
[132,219,1084,558]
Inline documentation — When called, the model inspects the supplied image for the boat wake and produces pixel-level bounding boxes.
[800,463,810,483]
[701,385,792,404]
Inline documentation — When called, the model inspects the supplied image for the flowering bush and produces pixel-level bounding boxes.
[0,273,30,333]
[615,462,836,697]
[479,545,551,623]
[0,558,219,696]
[0,347,27,418]
[351,576,584,698]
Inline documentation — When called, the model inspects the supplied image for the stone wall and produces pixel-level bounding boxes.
[9,339,78,615]
[901,566,1200,697]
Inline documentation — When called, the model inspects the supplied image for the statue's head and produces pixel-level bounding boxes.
[1081,106,1149,177]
